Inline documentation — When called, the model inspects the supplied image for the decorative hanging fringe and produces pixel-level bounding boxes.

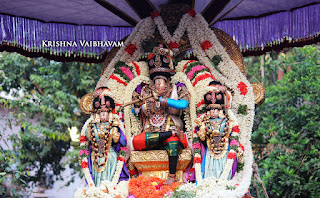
[0,14,133,62]
[0,3,319,62]
[214,3,320,56]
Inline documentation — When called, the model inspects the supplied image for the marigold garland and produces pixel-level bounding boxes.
[128,176,180,198]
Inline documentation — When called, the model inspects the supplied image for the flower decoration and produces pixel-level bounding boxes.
[232,125,240,133]
[150,11,160,19]
[192,142,201,149]
[237,81,248,95]
[147,53,154,60]
[237,104,248,115]
[168,42,179,50]
[230,139,240,147]
[129,169,138,176]
[240,143,245,151]
[125,44,137,55]
[227,152,237,160]
[117,156,126,162]
[79,149,89,157]
[129,176,180,198]
[210,55,222,66]
[120,147,127,152]
[194,156,202,164]
[200,40,212,51]
[81,161,88,169]
[80,135,87,143]
[186,8,196,17]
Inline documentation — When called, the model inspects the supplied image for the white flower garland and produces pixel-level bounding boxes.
[184,14,254,197]
[171,72,195,139]
[74,180,129,198]
[96,17,155,89]
[80,116,95,187]
[153,13,191,45]
[123,75,151,138]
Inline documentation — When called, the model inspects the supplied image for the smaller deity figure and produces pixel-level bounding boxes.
[194,81,243,180]
[79,87,128,187]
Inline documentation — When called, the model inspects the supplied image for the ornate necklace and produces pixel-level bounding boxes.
[87,121,113,173]
[204,116,231,159]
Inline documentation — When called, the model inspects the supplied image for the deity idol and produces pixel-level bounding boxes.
[79,87,128,187]
[194,82,243,180]
[129,44,190,185]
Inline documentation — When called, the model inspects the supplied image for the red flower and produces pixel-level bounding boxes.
[227,152,237,160]
[190,167,195,173]
[232,125,240,133]
[186,8,196,17]
[150,11,160,19]
[168,42,179,49]
[147,53,154,60]
[194,157,202,163]
[240,143,245,151]
[200,40,212,51]
[237,81,248,95]
[155,183,162,190]
[129,169,138,176]
[125,44,137,55]
[80,135,87,143]
[117,156,125,162]
[81,161,88,169]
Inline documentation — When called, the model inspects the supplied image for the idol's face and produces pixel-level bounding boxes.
[99,111,109,122]
[154,78,167,91]
[210,108,220,118]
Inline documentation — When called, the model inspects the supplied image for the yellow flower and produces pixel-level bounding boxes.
[151,182,158,186]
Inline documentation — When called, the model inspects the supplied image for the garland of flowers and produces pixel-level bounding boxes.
[171,72,196,139]
[74,180,129,198]
[79,115,95,187]
[152,11,191,54]
[192,132,202,182]
[128,176,181,198]
[184,13,254,196]
[96,17,155,89]
[123,75,151,138]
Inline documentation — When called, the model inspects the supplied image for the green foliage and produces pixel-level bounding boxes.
[0,52,102,193]
[211,55,222,66]
[237,162,244,172]
[0,103,29,197]
[169,189,195,198]
[237,104,248,115]
[251,46,320,197]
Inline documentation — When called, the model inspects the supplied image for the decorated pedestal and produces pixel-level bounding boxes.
[131,149,192,182]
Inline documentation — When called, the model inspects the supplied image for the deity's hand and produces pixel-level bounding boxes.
[152,90,159,100]
[112,127,120,143]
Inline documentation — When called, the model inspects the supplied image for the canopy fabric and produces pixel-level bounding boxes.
[0,0,319,62]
